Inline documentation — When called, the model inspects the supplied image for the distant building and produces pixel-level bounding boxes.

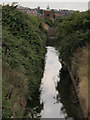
[43,5,54,19]
[37,7,43,17]
[38,9,44,17]
[88,1,90,10]
[54,10,74,18]
[47,5,50,10]
[28,8,37,17]
[17,6,38,17]
[43,10,54,18]
[54,11,63,18]
[17,5,74,19]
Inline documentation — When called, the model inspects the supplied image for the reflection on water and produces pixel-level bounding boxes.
[56,65,82,119]
[40,46,67,118]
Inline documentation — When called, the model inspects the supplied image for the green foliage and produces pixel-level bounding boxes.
[55,11,90,65]
[44,18,54,27]
[55,11,90,119]
[2,5,47,118]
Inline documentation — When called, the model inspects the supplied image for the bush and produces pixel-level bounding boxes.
[2,5,47,118]
[55,11,90,65]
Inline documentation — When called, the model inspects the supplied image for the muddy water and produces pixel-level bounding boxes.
[40,46,67,118]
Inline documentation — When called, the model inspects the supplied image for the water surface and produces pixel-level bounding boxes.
[40,46,67,118]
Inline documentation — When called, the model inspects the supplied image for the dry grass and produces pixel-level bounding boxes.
[42,22,49,31]
[88,44,90,115]
[2,62,28,118]
[71,44,88,117]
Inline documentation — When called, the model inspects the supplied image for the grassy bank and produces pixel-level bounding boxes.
[55,11,90,118]
[2,5,47,118]
[71,45,88,118]
[56,65,82,119]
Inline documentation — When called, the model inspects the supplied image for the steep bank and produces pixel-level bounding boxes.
[55,11,90,119]
[56,64,83,119]
[2,5,47,118]
[69,45,88,118]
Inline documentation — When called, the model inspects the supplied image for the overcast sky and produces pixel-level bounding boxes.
[0,0,89,11]
[1,0,89,2]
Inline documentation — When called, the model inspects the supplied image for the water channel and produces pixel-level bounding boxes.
[40,46,67,118]
[38,27,80,119]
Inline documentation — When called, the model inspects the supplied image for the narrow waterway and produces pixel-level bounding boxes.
[40,46,67,118]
